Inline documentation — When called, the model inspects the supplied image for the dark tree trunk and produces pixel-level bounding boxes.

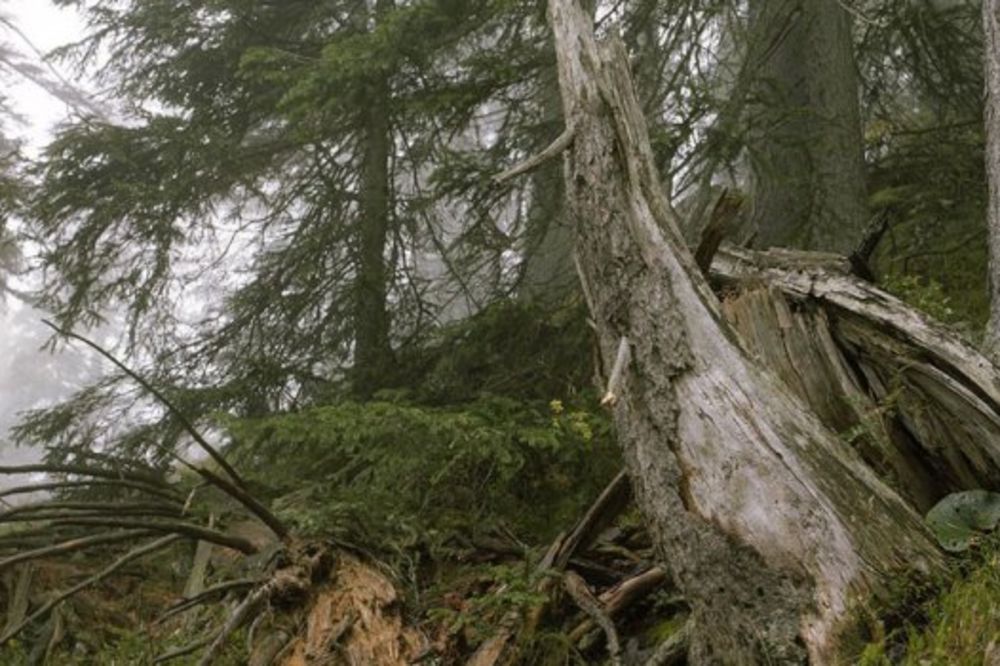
[353,0,395,398]
[746,0,868,254]
[547,0,942,662]
[520,67,577,305]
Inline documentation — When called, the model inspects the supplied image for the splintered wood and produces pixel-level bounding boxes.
[281,554,425,666]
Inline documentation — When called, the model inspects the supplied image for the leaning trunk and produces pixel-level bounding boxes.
[353,0,395,398]
[548,0,941,662]
[984,0,1000,361]
[746,0,868,253]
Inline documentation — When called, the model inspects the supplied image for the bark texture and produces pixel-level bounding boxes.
[548,0,941,662]
[746,0,868,253]
[353,0,396,398]
[984,0,1000,361]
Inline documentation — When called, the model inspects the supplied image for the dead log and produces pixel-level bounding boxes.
[548,0,945,662]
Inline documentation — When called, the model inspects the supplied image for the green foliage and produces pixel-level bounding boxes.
[426,561,550,646]
[394,300,595,405]
[881,272,967,328]
[859,537,1000,665]
[226,394,616,546]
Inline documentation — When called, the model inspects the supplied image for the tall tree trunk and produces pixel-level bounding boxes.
[747,0,868,253]
[984,0,1000,361]
[353,0,395,398]
[547,0,941,662]
[520,67,577,306]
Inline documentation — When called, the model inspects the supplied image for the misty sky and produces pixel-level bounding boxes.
[0,1,97,452]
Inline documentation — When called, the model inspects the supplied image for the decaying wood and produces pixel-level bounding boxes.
[548,0,945,662]
[563,570,622,666]
[184,529,215,600]
[568,565,668,643]
[693,188,743,276]
[983,0,1000,360]
[279,553,426,666]
[2,564,32,637]
[466,468,634,666]
[713,245,1000,511]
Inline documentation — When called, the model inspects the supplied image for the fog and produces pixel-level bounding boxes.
[0,1,97,457]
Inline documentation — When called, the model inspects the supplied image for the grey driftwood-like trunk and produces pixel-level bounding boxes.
[984,0,1000,361]
[547,0,943,662]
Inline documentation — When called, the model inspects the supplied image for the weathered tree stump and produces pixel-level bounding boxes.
[547,0,948,661]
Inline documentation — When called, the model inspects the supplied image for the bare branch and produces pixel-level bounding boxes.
[0,529,153,571]
[555,470,630,569]
[493,122,576,184]
[0,462,167,487]
[156,578,258,624]
[197,583,271,665]
[43,320,247,490]
[0,479,182,504]
[564,570,621,666]
[153,637,212,664]
[42,322,290,541]
[0,501,181,521]
[0,535,181,647]
[48,518,258,554]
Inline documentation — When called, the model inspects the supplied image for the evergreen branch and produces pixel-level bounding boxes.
[42,320,247,490]
[42,321,290,540]
[0,535,181,647]
[0,479,182,504]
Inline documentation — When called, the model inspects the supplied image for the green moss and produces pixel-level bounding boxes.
[859,538,1000,664]
[645,613,688,644]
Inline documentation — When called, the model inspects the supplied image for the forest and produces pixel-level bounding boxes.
[1,0,1000,664]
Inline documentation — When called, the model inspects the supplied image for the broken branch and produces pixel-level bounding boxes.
[0,534,181,646]
[493,122,576,184]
